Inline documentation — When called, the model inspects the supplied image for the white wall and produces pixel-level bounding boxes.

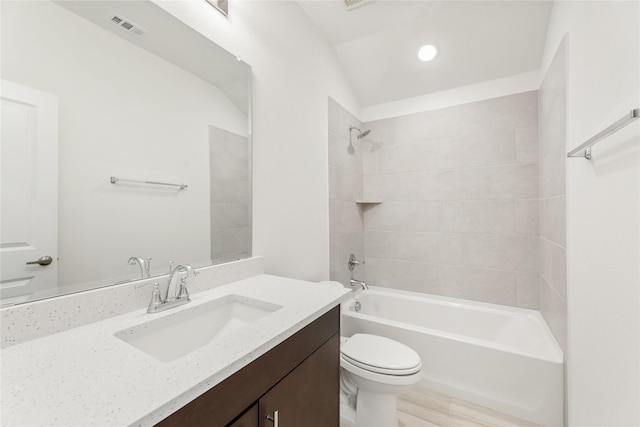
[154,0,361,281]
[1,1,247,288]
[541,1,639,425]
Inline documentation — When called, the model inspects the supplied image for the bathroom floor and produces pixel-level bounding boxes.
[397,386,541,427]
[341,385,541,427]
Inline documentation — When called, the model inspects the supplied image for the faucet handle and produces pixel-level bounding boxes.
[348,254,365,271]
[135,282,164,313]
[178,277,190,300]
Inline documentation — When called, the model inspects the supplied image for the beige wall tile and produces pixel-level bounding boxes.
[364,202,439,232]
[330,231,364,286]
[365,117,397,146]
[210,151,248,181]
[379,139,440,173]
[539,42,566,128]
[328,142,362,173]
[330,167,362,201]
[516,271,540,309]
[396,232,441,263]
[362,148,379,175]
[540,237,567,300]
[363,257,439,293]
[514,91,539,128]
[438,200,517,234]
[436,233,465,266]
[537,38,567,354]
[329,200,363,235]
[358,92,541,308]
[459,92,536,134]
[540,195,566,247]
[516,126,539,163]
[438,129,517,169]
[436,264,517,306]
[516,199,540,235]
[212,227,249,258]
[363,173,399,201]
[364,230,398,259]
[539,147,566,198]
[414,170,462,201]
[460,164,538,200]
[465,234,539,272]
[329,100,366,287]
[539,93,566,159]
[539,275,567,353]
[210,178,249,205]
[394,106,461,143]
[211,203,249,229]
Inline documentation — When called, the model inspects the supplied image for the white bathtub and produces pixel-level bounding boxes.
[341,287,563,426]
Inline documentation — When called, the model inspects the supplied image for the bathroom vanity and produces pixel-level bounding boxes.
[0,271,349,426]
[159,307,339,427]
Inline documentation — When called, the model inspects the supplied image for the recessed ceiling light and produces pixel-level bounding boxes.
[418,44,437,62]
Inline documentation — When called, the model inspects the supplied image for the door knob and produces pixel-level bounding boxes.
[26,255,53,266]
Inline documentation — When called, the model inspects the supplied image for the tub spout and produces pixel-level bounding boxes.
[350,278,368,291]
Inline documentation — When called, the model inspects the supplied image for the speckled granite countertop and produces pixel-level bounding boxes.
[0,274,350,426]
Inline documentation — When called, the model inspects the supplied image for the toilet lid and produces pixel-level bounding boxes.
[341,334,421,375]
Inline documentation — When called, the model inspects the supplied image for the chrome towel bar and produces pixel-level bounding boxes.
[567,108,639,160]
[110,176,188,190]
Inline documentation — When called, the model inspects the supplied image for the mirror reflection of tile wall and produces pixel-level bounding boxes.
[209,126,250,263]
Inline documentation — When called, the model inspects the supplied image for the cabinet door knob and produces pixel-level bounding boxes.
[265,410,279,427]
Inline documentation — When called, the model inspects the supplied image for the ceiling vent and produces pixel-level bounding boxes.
[107,14,146,37]
[343,0,375,11]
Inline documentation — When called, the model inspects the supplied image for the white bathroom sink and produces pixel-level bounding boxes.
[114,295,282,362]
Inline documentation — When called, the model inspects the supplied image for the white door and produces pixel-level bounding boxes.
[1,80,58,304]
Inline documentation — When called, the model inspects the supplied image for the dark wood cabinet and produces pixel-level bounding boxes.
[259,334,339,427]
[228,404,258,427]
[157,306,340,427]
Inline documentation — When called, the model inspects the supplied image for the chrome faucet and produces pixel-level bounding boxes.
[350,278,369,291]
[137,264,198,314]
[348,254,368,291]
[128,256,151,278]
[166,264,198,302]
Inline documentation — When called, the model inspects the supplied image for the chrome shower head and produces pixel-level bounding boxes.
[349,126,371,139]
[357,129,370,139]
[348,126,371,153]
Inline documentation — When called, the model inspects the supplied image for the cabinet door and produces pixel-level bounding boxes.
[228,404,258,427]
[259,334,339,427]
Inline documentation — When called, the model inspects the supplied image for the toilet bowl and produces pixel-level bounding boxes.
[340,334,422,427]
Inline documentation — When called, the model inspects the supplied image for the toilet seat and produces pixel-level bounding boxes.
[341,334,422,376]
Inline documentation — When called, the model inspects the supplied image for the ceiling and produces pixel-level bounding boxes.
[297,0,553,108]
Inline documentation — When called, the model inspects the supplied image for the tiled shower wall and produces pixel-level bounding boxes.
[209,126,250,263]
[538,37,568,352]
[360,92,540,308]
[328,98,365,284]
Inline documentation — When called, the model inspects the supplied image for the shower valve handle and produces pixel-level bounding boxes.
[348,254,365,271]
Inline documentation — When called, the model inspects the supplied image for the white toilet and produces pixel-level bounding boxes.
[340,334,423,427]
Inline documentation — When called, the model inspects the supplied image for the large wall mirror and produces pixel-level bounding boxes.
[0,0,251,306]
